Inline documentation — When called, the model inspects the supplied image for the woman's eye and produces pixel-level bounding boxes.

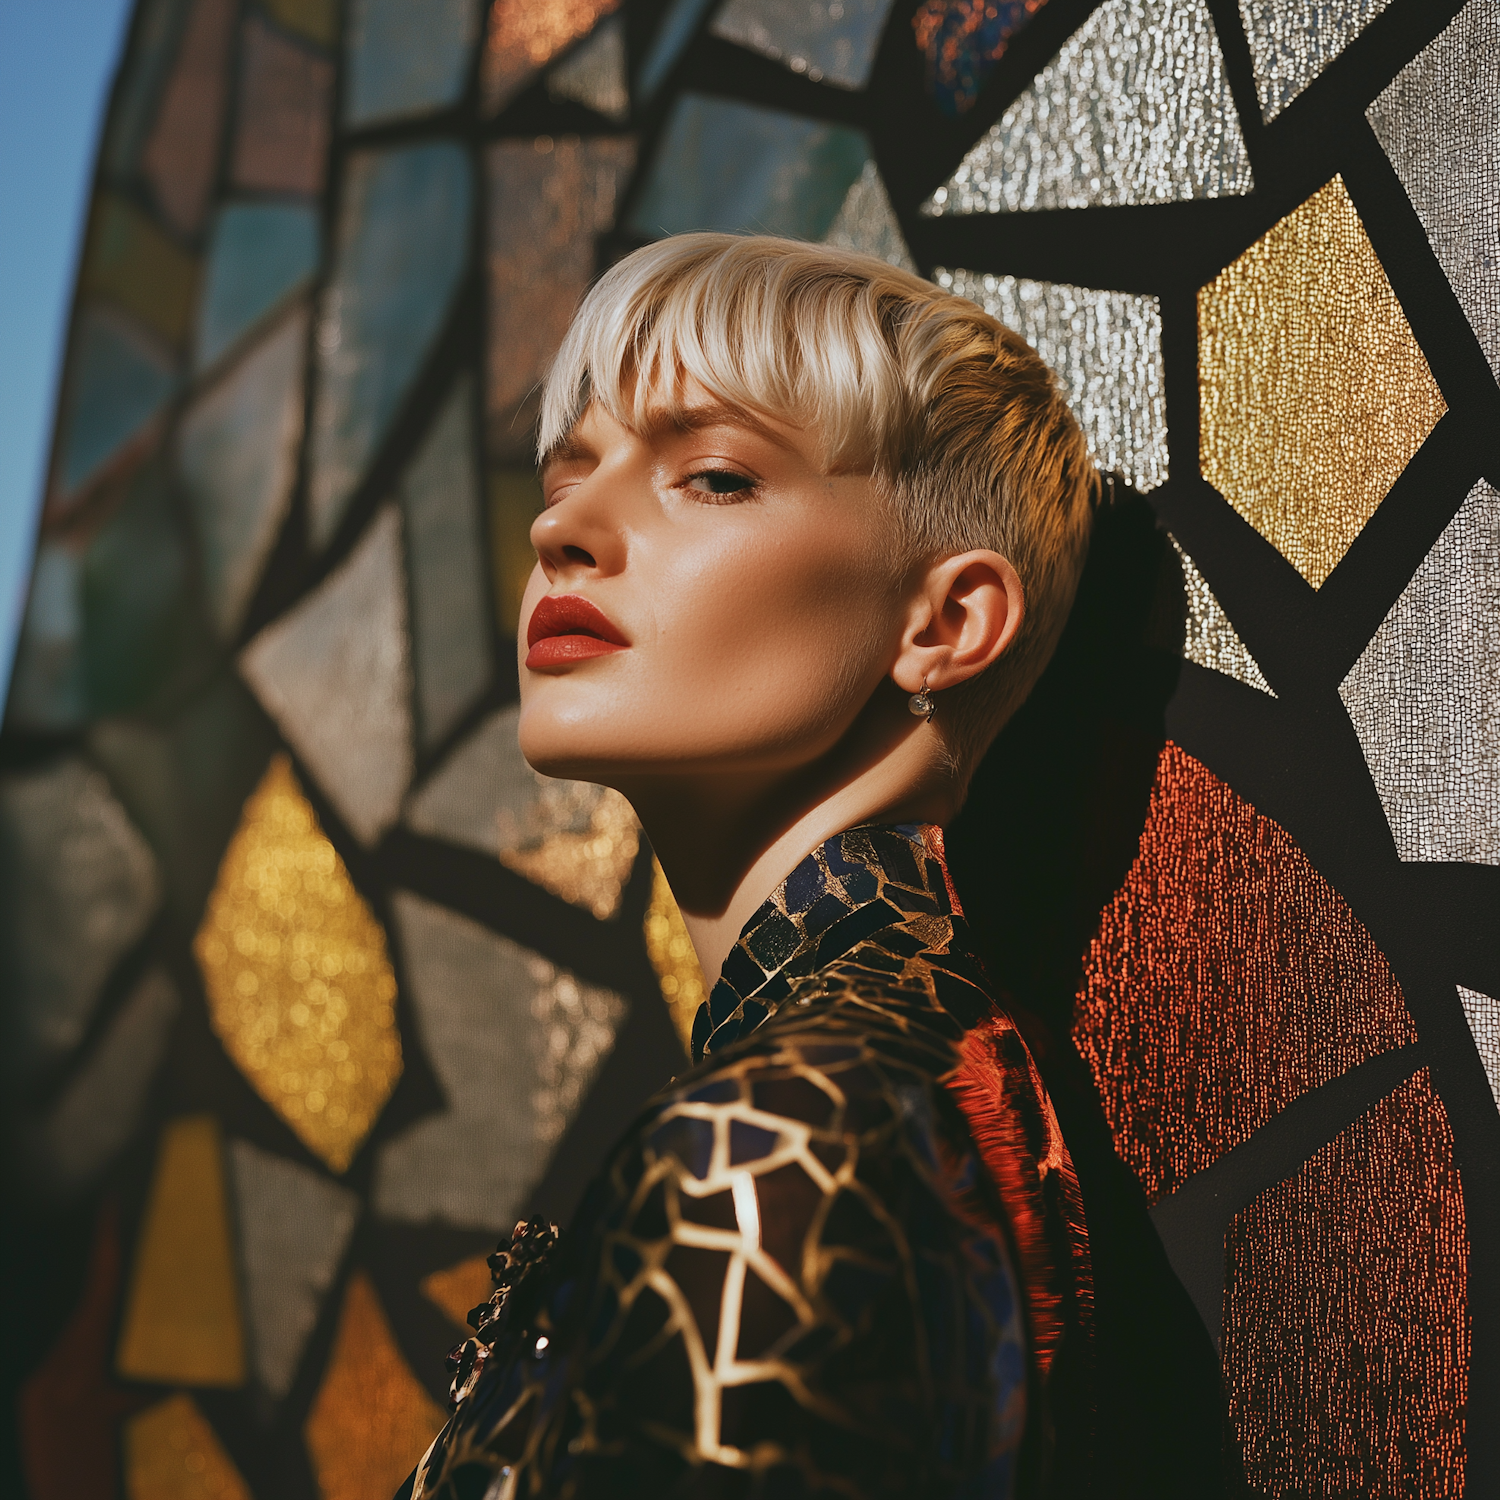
[686,470,755,497]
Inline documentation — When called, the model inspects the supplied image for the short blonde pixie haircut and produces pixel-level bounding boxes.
[539,233,1098,784]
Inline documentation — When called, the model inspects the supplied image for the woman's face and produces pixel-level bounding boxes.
[517,389,911,787]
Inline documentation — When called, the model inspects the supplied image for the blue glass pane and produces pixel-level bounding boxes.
[195,202,319,369]
[56,308,178,498]
[914,0,1050,116]
[307,142,472,548]
[636,0,718,99]
[344,0,480,126]
[711,0,898,90]
[629,95,869,240]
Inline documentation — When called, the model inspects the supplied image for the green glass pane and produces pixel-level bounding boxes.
[6,544,87,731]
[344,0,479,126]
[628,95,869,240]
[196,203,319,369]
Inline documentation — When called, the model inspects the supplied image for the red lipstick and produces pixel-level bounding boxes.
[525,594,630,669]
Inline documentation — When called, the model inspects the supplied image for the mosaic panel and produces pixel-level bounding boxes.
[123,1393,253,1500]
[80,195,198,351]
[643,857,704,1053]
[194,755,401,1171]
[1339,480,1500,865]
[304,1272,446,1500]
[1239,0,1394,122]
[1199,176,1447,588]
[344,0,479,126]
[1457,986,1500,1111]
[308,143,471,548]
[636,0,717,99]
[226,1137,360,1396]
[1368,0,1500,385]
[1074,742,1417,1203]
[0,756,160,1087]
[230,17,334,197]
[102,0,199,180]
[546,15,629,120]
[239,506,415,845]
[374,890,625,1227]
[937,268,1167,491]
[482,0,622,112]
[116,1115,246,1385]
[179,306,308,640]
[1170,535,1275,695]
[913,0,1051,115]
[1224,1071,1467,1498]
[195,203,318,369]
[420,1254,492,1331]
[921,0,1251,215]
[823,159,916,271]
[710,0,896,89]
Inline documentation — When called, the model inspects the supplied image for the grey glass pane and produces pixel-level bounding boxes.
[1169,537,1274,696]
[7,545,87,732]
[629,95,868,240]
[195,203,319,369]
[823,159,915,270]
[401,377,492,750]
[344,0,480,126]
[179,306,308,640]
[308,143,472,548]
[239,505,414,845]
[373,890,625,1228]
[710,0,896,89]
[0,757,161,1086]
[1457,985,1500,1112]
[547,15,629,120]
[227,1138,359,1397]
[1240,0,1393,122]
[636,0,717,99]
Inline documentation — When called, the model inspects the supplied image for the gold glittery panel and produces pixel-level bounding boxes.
[1169,535,1275,695]
[123,1393,254,1500]
[1224,1070,1468,1498]
[1198,176,1447,589]
[643,858,705,1053]
[481,0,622,114]
[498,780,640,920]
[117,1116,246,1386]
[305,1271,446,1500]
[194,754,401,1172]
[1239,0,1394,123]
[420,1254,493,1331]
[1457,986,1500,1112]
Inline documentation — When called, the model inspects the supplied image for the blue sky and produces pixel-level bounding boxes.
[0,0,135,706]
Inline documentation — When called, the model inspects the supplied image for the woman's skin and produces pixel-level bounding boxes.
[518,381,1024,983]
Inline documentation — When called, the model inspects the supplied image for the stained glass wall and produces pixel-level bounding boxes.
[1,0,1495,1496]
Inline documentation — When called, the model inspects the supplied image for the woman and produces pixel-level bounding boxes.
[401,234,1098,1499]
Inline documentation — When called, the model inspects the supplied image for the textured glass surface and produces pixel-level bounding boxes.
[308,143,471,548]
[25,969,179,1200]
[263,0,338,46]
[124,1394,253,1500]
[1457,986,1500,1111]
[1240,0,1394,122]
[102,0,198,179]
[824,159,916,270]
[7,545,86,730]
[239,507,415,844]
[937,268,1167,491]
[374,891,625,1227]
[116,1115,246,1384]
[547,15,629,119]
[1339,480,1500,865]
[0,756,160,1087]
[80,195,197,350]
[483,0,621,112]
[196,204,318,369]
[405,705,640,918]
[194,756,403,1171]
[913,0,1049,115]
[421,1255,493,1331]
[489,469,543,633]
[344,0,479,126]
[304,1273,446,1500]
[231,17,334,197]
[644,858,704,1053]
[180,306,308,640]
[1170,536,1274,695]
[486,137,636,446]
[1368,0,1500,385]
[630,95,867,240]
[922,0,1251,215]
[1199,176,1446,588]
[711,0,896,89]
[1074,743,1417,1202]
[1224,1072,1467,1498]
[226,1138,359,1397]
[401,378,491,750]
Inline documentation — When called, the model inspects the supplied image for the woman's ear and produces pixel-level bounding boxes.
[892,550,1024,695]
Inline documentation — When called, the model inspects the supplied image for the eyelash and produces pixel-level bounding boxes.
[684,469,758,500]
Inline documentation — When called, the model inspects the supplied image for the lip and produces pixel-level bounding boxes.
[525,594,630,669]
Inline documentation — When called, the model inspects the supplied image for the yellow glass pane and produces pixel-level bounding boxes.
[1198,175,1446,587]
[644,858,705,1054]
[81,195,200,349]
[262,0,338,46]
[194,754,402,1172]
[117,1117,245,1386]
[488,468,541,638]
[306,1272,446,1500]
[499,783,639,919]
[124,1393,253,1500]
[420,1254,493,1332]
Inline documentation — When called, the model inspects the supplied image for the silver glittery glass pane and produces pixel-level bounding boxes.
[1170,536,1275,695]
[1339,480,1500,864]
[922,0,1252,216]
[936,269,1167,490]
[547,15,630,121]
[1457,985,1500,1111]
[1368,0,1500,385]
[1240,0,1393,122]
[710,0,897,89]
[824,159,916,271]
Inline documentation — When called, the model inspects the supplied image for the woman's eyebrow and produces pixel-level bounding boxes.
[646,400,796,451]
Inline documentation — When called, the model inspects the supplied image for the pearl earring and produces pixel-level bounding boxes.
[908,679,936,721]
